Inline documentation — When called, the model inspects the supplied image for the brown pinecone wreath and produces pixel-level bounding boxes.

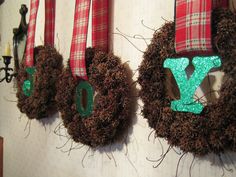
[138,9,236,156]
[16,45,63,119]
[55,48,132,148]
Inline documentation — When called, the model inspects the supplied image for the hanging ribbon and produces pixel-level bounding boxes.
[45,0,56,46]
[166,0,228,114]
[70,0,109,80]
[23,0,56,96]
[25,0,40,67]
[25,0,56,67]
[92,0,109,52]
[174,0,228,54]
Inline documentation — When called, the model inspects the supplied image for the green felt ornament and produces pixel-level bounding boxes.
[76,81,94,117]
[164,56,221,114]
[23,67,36,97]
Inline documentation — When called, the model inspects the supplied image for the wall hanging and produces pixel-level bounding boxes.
[16,0,63,119]
[56,0,133,148]
[138,0,236,157]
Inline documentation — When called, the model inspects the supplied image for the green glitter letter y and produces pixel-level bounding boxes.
[163,56,221,114]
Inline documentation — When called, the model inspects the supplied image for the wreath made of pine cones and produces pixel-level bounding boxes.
[56,48,132,148]
[16,45,63,120]
[138,9,236,156]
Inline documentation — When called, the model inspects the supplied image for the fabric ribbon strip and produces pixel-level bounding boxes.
[70,0,109,80]
[25,0,40,67]
[25,0,56,67]
[92,0,109,52]
[174,0,228,54]
[45,0,56,46]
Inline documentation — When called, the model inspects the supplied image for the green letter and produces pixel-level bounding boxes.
[23,67,36,97]
[76,81,94,117]
[164,56,221,114]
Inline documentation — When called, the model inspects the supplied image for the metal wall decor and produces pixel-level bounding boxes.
[0,4,28,83]
[13,4,28,73]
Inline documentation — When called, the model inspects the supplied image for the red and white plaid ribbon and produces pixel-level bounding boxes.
[45,0,56,46]
[70,0,109,80]
[174,0,228,54]
[25,0,56,67]
[92,0,109,52]
[25,0,40,67]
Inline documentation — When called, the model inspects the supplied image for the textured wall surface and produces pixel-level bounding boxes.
[0,0,236,177]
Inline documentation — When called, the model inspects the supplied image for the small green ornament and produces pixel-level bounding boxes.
[23,67,36,97]
[164,56,221,114]
[76,81,94,117]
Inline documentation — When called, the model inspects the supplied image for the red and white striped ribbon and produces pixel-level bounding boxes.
[25,0,56,67]
[70,0,109,80]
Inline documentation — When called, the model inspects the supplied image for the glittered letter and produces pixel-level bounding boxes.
[76,81,94,117]
[164,56,221,114]
[23,67,36,97]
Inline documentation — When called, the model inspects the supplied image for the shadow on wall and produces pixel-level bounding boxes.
[0,0,4,6]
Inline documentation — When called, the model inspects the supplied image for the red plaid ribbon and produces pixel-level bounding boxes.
[25,0,40,67]
[25,0,56,67]
[175,0,228,54]
[70,0,109,80]
[45,0,56,46]
[92,0,109,52]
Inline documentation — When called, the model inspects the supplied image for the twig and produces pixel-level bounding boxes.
[175,153,186,177]
[111,152,117,167]
[189,155,196,177]
[81,147,91,168]
[157,138,164,157]
[148,130,155,142]
[172,147,182,155]
[56,138,71,149]
[141,20,156,31]
[24,119,31,138]
[219,154,233,173]
[146,145,172,168]
[3,96,17,103]
[161,17,171,22]
[116,27,152,39]
[114,28,145,53]
[125,154,140,177]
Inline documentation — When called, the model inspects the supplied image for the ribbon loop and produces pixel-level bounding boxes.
[174,0,229,54]
[70,0,109,80]
[175,0,213,54]
[25,0,40,67]
[92,0,109,52]
[45,0,56,46]
[25,0,56,67]
[70,0,91,80]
